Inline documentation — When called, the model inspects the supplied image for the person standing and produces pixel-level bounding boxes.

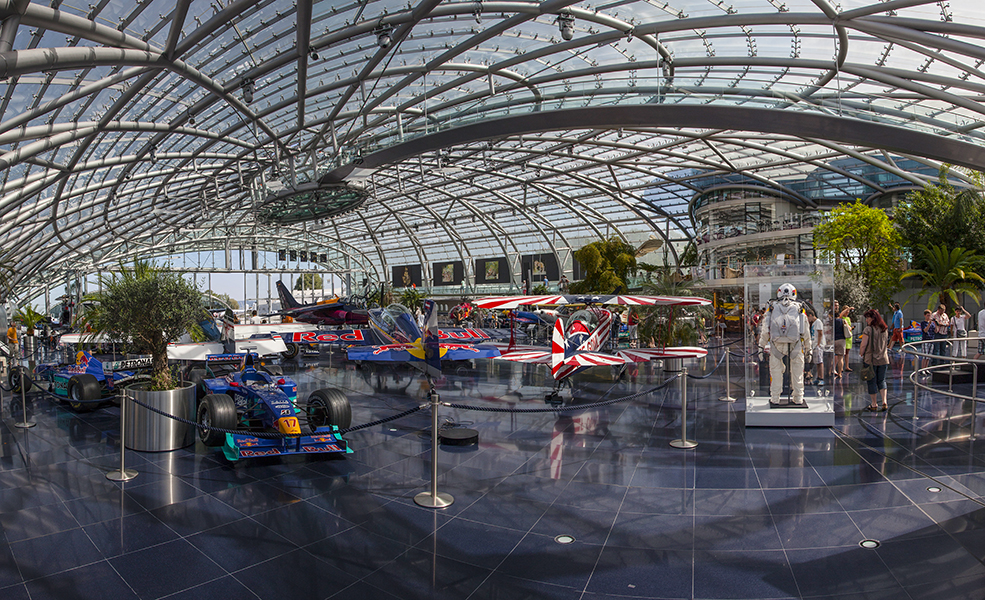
[833,305,847,378]
[843,308,854,372]
[861,309,891,412]
[808,310,825,385]
[952,306,970,358]
[920,309,933,371]
[976,306,985,360]
[610,310,622,350]
[6,321,18,360]
[889,303,904,352]
[930,304,951,361]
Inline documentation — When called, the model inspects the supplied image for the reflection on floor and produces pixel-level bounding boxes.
[1,345,984,599]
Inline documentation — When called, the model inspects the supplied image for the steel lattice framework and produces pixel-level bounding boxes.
[1,0,985,297]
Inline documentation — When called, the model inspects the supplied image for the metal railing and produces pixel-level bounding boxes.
[901,338,982,432]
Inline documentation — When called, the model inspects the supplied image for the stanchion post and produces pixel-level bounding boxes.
[719,346,735,402]
[106,387,137,482]
[670,367,697,449]
[14,367,36,429]
[415,390,453,508]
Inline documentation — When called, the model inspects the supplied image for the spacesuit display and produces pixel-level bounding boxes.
[758,283,810,405]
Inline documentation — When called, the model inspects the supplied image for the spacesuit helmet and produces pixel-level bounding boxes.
[777,283,797,300]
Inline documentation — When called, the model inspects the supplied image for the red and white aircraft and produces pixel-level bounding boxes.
[474,294,710,404]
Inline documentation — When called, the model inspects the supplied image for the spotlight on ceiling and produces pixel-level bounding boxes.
[150,146,157,162]
[558,12,575,41]
[375,24,393,49]
[308,46,318,61]
[188,111,195,126]
[242,77,255,104]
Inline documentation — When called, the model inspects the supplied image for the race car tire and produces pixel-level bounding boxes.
[197,393,237,447]
[281,343,300,360]
[186,368,207,401]
[68,374,101,412]
[260,364,283,376]
[306,388,352,431]
[8,366,26,393]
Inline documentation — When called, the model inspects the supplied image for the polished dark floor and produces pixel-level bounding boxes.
[1,345,984,599]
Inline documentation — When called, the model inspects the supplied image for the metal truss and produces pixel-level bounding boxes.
[0,0,983,299]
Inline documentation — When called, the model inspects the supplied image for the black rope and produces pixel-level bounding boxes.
[123,392,428,437]
[443,373,682,413]
[685,348,727,380]
[11,368,428,439]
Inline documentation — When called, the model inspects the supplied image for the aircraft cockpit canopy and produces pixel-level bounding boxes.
[565,310,600,337]
[373,304,419,343]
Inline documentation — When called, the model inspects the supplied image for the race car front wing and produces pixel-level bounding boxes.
[221,426,351,461]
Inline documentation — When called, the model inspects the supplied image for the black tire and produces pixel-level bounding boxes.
[197,393,237,446]
[306,388,352,430]
[281,343,300,360]
[186,368,207,401]
[8,366,26,393]
[260,364,283,376]
[68,374,101,412]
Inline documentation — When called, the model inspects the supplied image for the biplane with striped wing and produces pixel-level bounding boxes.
[474,294,710,405]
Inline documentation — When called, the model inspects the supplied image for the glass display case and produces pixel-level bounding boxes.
[743,262,836,426]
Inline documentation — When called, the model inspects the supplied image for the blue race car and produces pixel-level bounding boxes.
[194,353,352,461]
[30,351,152,411]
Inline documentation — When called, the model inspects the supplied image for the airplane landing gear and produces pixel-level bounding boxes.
[544,382,565,407]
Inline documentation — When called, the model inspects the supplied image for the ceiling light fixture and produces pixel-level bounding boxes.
[242,77,255,104]
[308,46,319,61]
[558,12,575,41]
[375,24,393,49]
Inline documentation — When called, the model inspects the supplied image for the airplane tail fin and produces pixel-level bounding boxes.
[276,280,301,310]
[550,318,565,377]
[422,299,442,378]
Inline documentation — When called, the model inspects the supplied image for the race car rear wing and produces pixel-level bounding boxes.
[102,356,153,373]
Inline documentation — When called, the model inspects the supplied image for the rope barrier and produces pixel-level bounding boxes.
[123,392,428,437]
[11,368,428,439]
[443,373,682,414]
[685,347,727,380]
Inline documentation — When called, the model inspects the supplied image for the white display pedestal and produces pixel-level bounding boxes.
[745,393,835,427]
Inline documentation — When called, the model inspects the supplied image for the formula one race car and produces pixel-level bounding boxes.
[193,353,353,461]
[28,351,152,411]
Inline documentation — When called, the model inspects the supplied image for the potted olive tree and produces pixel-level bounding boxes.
[81,259,207,451]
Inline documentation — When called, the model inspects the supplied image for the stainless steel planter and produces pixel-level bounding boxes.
[125,383,196,452]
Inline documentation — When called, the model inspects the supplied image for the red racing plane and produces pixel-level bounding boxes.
[474,294,710,405]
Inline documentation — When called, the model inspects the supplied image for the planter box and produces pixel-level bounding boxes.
[124,382,196,451]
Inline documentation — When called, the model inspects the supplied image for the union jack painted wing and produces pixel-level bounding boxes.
[601,295,711,306]
[614,346,708,362]
[473,296,569,310]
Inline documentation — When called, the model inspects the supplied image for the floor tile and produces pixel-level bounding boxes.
[109,539,225,599]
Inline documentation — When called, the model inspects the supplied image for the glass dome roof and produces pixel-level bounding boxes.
[2,0,984,296]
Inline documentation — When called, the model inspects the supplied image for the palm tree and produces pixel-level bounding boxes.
[637,267,711,347]
[79,259,207,390]
[901,243,983,310]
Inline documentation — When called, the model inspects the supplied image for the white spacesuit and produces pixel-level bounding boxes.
[758,284,810,405]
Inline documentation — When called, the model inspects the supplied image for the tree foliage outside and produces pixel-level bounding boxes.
[900,244,983,311]
[204,290,238,310]
[635,267,711,347]
[570,237,637,294]
[894,166,985,271]
[812,200,903,309]
[80,260,207,391]
[294,273,323,291]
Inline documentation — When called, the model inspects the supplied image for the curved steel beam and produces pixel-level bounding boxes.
[323,105,985,184]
